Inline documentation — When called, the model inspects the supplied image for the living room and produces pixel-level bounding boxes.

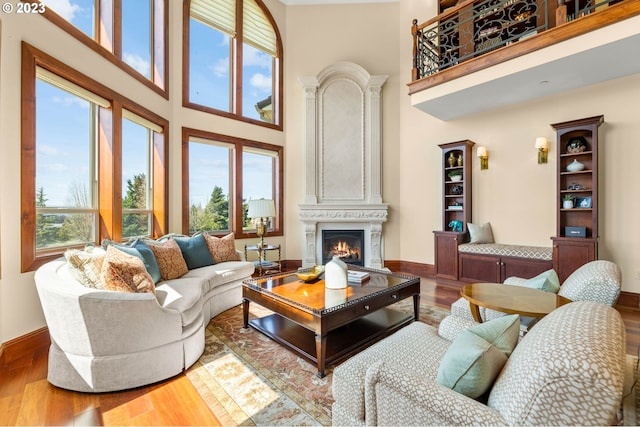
[1,0,640,424]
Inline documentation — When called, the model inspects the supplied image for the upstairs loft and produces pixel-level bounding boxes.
[409,0,640,120]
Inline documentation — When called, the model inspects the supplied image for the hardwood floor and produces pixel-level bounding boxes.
[1,276,639,426]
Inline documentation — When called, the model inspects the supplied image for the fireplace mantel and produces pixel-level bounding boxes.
[298,62,388,268]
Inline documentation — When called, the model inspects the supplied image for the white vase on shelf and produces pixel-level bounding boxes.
[566,159,585,172]
[325,255,348,289]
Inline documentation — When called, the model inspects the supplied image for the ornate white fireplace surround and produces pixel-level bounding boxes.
[298,62,388,269]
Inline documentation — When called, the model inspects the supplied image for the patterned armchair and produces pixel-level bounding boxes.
[331,301,626,426]
[448,260,621,325]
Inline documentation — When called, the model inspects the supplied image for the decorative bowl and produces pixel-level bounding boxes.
[566,137,587,153]
[296,265,325,282]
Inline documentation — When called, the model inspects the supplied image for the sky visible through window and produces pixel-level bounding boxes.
[38,0,275,210]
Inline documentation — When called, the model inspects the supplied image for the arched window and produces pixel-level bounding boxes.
[185,0,282,129]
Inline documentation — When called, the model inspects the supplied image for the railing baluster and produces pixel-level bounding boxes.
[411,0,623,80]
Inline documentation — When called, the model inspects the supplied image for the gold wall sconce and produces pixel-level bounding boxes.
[477,146,489,170]
[535,137,549,164]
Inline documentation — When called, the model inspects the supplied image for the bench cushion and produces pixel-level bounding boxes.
[458,243,552,261]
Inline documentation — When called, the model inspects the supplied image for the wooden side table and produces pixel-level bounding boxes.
[460,283,571,323]
[244,244,281,275]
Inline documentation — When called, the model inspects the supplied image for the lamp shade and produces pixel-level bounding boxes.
[247,199,275,218]
[535,137,549,150]
[477,146,488,158]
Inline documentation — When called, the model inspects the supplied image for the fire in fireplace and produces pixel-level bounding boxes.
[322,230,364,266]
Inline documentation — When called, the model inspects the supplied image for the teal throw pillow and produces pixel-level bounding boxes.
[173,233,215,270]
[520,269,560,293]
[436,314,520,398]
[102,239,162,284]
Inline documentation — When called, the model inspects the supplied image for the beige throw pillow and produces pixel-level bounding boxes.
[145,238,189,280]
[100,246,156,294]
[65,247,107,288]
[203,232,241,263]
[468,222,495,244]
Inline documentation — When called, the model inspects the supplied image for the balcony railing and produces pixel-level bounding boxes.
[411,0,628,82]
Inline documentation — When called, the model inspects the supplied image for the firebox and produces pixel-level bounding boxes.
[321,230,365,266]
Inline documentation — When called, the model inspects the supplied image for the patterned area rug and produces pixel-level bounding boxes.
[623,354,640,426]
[186,300,450,426]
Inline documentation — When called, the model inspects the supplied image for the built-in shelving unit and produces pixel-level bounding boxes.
[551,115,603,282]
[434,140,475,280]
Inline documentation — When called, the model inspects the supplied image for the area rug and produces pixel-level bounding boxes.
[186,300,450,426]
[623,354,640,426]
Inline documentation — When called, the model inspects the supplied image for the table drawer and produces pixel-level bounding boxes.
[354,291,401,315]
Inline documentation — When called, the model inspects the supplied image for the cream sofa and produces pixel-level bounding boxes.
[34,249,254,393]
[332,301,626,426]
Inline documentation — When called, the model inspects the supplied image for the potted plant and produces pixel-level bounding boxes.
[448,169,463,182]
[562,194,574,209]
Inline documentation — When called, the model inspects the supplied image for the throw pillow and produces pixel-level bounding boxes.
[102,239,162,284]
[513,269,561,293]
[144,238,189,280]
[173,233,215,270]
[100,245,156,294]
[203,232,241,263]
[468,222,495,244]
[437,314,520,398]
[64,247,106,288]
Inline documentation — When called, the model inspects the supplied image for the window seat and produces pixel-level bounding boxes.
[458,243,553,261]
[457,243,553,283]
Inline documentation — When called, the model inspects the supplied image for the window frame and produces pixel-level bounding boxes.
[182,0,283,130]
[33,0,168,99]
[181,127,283,239]
[21,42,169,272]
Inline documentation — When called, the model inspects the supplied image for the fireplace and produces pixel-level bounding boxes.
[322,230,364,266]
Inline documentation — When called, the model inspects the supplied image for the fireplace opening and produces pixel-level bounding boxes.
[322,230,364,266]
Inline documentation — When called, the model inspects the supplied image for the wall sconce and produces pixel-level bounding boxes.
[477,146,489,170]
[535,137,549,164]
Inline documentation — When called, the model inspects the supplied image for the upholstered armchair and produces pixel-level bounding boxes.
[449,260,621,324]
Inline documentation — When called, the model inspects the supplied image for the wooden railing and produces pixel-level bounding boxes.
[410,0,638,88]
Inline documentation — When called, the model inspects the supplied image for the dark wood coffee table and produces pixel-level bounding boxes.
[461,282,572,323]
[242,268,420,377]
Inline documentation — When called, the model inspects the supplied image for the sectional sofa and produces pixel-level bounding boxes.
[34,233,255,393]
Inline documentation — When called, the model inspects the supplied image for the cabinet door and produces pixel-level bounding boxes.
[500,257,553,282]
[459,253,500,283]
[434,232,460,280]
[552,238,596,283]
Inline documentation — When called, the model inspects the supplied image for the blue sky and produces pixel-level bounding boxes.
[37,0,275,208]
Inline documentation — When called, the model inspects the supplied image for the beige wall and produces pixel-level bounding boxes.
[0,0,638,344]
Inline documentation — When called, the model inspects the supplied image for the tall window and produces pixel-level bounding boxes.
[39,0,166,94]
[122,111,159,239]
[183,129,283,237]
[186,0,282,128]
[242,147,276,231]
[22,44,168,272]
[34,70,102,250]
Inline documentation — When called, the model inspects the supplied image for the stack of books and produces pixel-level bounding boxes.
[347,270,370,284]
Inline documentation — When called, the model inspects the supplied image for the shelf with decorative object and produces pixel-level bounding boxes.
[551,115,603,282]
[434,140,475,281]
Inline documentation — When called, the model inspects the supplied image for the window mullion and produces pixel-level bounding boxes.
[235,0,243,117]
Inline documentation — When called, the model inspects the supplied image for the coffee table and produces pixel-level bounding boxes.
[461,282,572,323]
[242,267,420,377]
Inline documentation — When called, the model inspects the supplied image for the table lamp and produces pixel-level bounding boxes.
[247,198,275,248]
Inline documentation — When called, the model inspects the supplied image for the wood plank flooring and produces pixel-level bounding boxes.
[1,276,638,426]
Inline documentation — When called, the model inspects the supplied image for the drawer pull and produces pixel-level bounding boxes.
[364,305,370,311]
[392,294,398,299]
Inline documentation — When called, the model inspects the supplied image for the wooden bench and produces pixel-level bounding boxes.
[457,243,553,283]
